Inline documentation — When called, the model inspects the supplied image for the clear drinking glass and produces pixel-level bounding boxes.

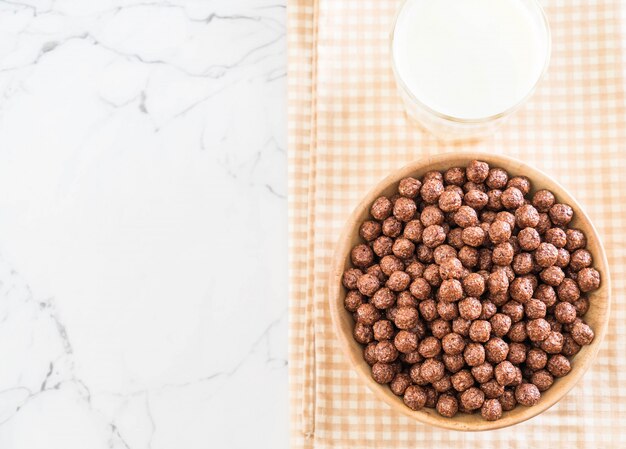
[391,0,551,141]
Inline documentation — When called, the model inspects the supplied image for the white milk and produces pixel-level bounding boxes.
[393,0,550,120]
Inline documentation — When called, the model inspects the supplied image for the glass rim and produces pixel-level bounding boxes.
[390,0,552,124]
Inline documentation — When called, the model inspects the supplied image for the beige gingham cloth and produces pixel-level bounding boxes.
[288,0,626,447]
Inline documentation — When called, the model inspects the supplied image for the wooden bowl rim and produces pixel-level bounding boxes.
[329,152,611,431]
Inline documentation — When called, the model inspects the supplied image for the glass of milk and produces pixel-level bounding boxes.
[391,0,551,140]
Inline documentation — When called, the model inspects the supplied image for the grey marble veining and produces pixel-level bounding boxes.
[0,1,287,448]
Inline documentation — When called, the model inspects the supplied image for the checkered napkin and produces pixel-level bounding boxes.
[288,0,626,447]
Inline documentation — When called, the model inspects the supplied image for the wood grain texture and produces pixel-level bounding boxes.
[329,152,611,431]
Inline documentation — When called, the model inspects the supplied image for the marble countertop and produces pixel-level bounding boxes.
[0,1,287,448]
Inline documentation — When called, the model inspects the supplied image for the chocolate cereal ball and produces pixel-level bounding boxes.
[535,242,558,268]
[532,190,555,212]
[437,301,459,320]
[423,263,442,286]
[392,238,415,259]
[526,348,548,370]
[556,248,571,268]
[423,225,446,248]
[342,268,362,290]
[486,189,504,211]
[518,228,541,251]
[465,190,489,209]
[451,369,475,392]
[421,205,444,227]
[380,255,404,276]
[373,236,393,257]
[439,257,464,280]
[353,322,374,344]
[351,244,374,269]
[507,342,527,365]
[446,227,465,249]
[570,249,592,271]
[480,301,498,320]
[405,261,425,280]
[510,277,534,303]
[544,227,567,248]
[501,187,525,210]
[557,278,580,302]
[363,342,378,365]
[462,273,485,297]
[561,334,582,357]
[433,244,457,264]
[394,330,418,353]
[460,387,485,411]
[375,340,399,363]
[472,362,494,384]
[357,273,381,296]
[495,361,517,386]
[421,180,445,204]
[356,303,381,326]
[507,176,531,195]
[398,177,422,198]
[515,204,540,229]
[499,389,517,411]
[394,306,419,330]
[403,220,423,243]
[527,318,551,342]
[458,297,482,320]
[541,331,564,354]
[442,333,466,356]
[490,313,512,337]
[489,220,512,244]
[515,383,540,406]
[481,399,503,421]
[462,226,486,247]
[469,320,492,343]
[403,385,427,410]
[577,267,601,292]
[531,370,554,392]
[524,298,547,319]
[372,287,395,309]
[458,246,479,268]
[549,203,574,226]
[381,217,402,238]
[419,299,438,322]
[547,354,571,377]
[485,337,509,363]
[481,380,505,400]
[373,319,395,341]
[444,167,466,185]
[371,196,392,220]
[535,284,557,307]
[435,281,464,306]
[387,271,411,292]
[486,168,509,189]
[554,301,577,324]
[439,190,463,212]
[488,270,509,294]
[409,278,431,300]
[492,242,514,266]
[360,220,382,242]
[344,290,364,312]
[464,343,486,367]
[431,319,452,339]
[443,353,465,374]
[419,336,442,358]
[420,358,445,383]
[540,266,565,287]
[454,206,479,228]
[393,197,417,222]
[571,321,594,346]
[390,373,412,396]
[436,394,459,418]
[467,160,490,183]
[401,350,423,365]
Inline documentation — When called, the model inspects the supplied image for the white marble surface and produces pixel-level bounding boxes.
[0,1,287,448]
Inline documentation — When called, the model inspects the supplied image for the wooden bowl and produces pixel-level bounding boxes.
[329,152,610,431]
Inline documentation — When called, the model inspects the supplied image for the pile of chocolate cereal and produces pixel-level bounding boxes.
[342,160,600,421]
